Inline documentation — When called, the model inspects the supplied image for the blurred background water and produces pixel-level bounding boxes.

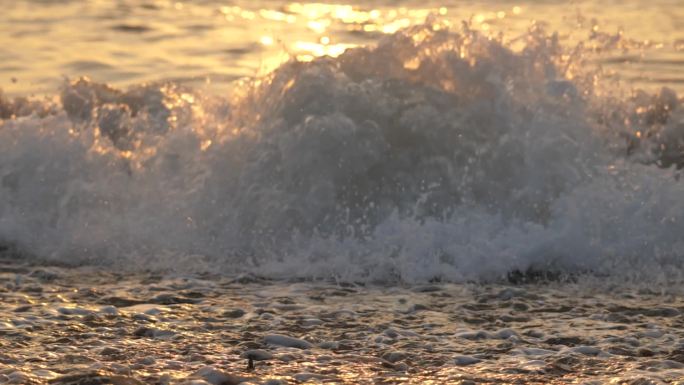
[1,0,683,96]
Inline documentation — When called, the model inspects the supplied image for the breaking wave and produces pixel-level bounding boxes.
[1,22,684,282]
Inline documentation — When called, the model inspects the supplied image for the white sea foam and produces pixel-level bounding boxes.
[1,23,683,282]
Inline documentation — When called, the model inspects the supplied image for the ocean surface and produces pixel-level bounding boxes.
[2,0,684,97]
[1,0,684,283]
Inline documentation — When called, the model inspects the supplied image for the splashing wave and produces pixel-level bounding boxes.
[1,23,683,282]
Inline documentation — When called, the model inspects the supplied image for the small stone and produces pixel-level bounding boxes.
[382,351,407,363]
[645,308,680,317]
[570,346,602,356]
[456,331,490,340]
[223,309,246,318]
[497,288,526,300]
[293,373,335,382]
[100,346,121,356]
[545,336,585,346]
[32,370,59,380]
[29,269,60,281]
[625,378,662,385]
[13,305,32,312]
[383,328,399,339]
[48,371,144,385]
[277,354,297,362]
[133,327,175,339]
[301,318,323,326]
[259,312,275,320]
[454,355,481,366]
[123,304,167,315]
[637,348,656,357]
[98,306,119,316]
[99,296,144,307]
[7,371,29,384]
[264,334,312,349]
[494,328,517,339]
[412,285,442,293]
[607,346,636,356]
[155,293,191,304]
[606,313,631,323]
[193,366,243,385]
[138,357,156,365]
[273,303,305,311]
[410,304,429,312]
[525,330,544,338]
[318,341,339,350]
[179,380,212,385]
[133,327,154,337]
[58,307,93,316]
[262,380,286,385]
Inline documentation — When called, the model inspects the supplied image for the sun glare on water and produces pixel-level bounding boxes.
[2,1,682,96]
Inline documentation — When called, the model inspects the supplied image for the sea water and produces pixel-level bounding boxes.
[1,0,684,283]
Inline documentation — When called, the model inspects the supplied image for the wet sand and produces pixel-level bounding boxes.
[1,260,683,384]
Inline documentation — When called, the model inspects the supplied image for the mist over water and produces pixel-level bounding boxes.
[2,14,684,282]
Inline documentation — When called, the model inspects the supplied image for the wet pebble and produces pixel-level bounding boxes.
[300,318,323,326]
[222,309,246,318]
[192,366,243,385]
[264,334,312,349]
[100,346,121,356]
[569,346,603,356]
[381,351,407,363]
[454,355,481,366]
[318,341,339,350]
[133,326,175,339]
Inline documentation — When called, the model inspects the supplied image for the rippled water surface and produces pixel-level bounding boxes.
[1,0,683,96]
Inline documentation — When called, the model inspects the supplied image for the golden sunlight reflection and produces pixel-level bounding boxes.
[277,2,450,58]
[1,1,682,97]
[215,2,462,69]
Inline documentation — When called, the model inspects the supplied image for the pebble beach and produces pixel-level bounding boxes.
[1,260,683,384]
